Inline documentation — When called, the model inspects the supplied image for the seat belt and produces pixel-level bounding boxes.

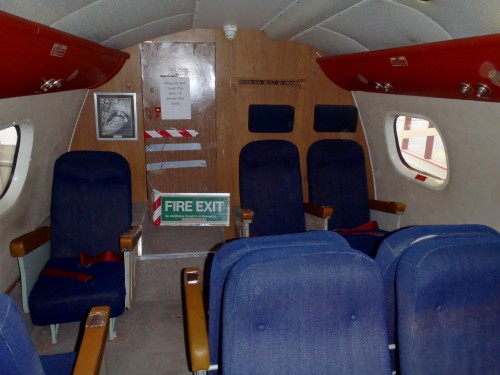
[40,251,124,282]
[80,251,124,266]
[40,268,93,282]
[336,221,381,236]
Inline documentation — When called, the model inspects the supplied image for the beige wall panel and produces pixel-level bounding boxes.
[355,91,500,231]
[0,90,87,291]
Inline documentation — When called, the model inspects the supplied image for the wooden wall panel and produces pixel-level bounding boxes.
[214,30,373,237]
[70,45,147,202]
[71,29,373,238]
[141,42,216,194]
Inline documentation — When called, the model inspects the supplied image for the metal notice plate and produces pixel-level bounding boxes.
[86,311,107,328]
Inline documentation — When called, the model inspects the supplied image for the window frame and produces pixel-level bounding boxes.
[385,112,449,190]
[0,121,34,216]
[0,125,20,199]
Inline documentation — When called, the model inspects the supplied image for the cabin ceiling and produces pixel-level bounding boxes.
[1,0,500,56]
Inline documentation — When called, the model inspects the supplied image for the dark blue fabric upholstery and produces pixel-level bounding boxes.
[29,151,130,327]
[40,353,77,375]
[0,293,77,375]
[313,105,358,132]
[239,140,305,236]
[0,294,46,374]
[307,139,383,255]
[207,231,350,367]
[220,232,391,375]
[29,259,125,325]
[307,139,370,229]
[396,230,500,375]
[375,224,499,373]
[248,104,294,133]
[51,151,131,258]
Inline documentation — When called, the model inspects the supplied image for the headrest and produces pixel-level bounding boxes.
[314,104,358,132]
[248,104,294,133]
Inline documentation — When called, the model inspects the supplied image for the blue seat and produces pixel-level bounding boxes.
[0,293,109,375]
[10,151,141,343]
[183,231,391,374]
[236,140,331,237]
[375,224,499,373]
[307,139,405,256]
[394,226,500,375]
[239,140,305,236]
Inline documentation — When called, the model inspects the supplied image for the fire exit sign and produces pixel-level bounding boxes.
[154,192,230,226]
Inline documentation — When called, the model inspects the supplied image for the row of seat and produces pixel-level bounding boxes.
[183,224,500,375]
[236,138,405,256]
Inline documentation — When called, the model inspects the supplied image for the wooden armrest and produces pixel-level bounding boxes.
[10,226,51,257]
[235,207,254,222]
[304,203,334,219]
[240,208,254,222]
[73,306,110,375]
[369,200,406,214]
[183,267,210,372]
[120,225,142,251]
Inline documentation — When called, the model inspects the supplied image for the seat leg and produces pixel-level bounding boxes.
[108,317,116,340]
[50,323,59,344]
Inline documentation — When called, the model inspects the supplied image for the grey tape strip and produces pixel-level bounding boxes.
[147,160,207,170]
[145,143,201,152]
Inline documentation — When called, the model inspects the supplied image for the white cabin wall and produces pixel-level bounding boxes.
[0,90,86,291]
[355,92,500,231]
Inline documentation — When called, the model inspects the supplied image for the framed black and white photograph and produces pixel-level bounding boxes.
[94,92,137,140]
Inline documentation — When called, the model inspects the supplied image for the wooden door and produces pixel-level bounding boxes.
[140,42,216,196]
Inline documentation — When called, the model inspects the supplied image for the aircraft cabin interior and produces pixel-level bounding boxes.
[0,1,499,375]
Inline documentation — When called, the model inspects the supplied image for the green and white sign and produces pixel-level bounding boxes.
[159,193,230,226]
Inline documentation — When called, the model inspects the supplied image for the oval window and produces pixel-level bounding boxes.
[386,114,449,189]
[0,121,34,216]
[0,125,20,198]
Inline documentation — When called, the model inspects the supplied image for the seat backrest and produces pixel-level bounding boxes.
[307,139,370,230]
[208,231,350,366]
[50,151,132,258]
[219,232,391,375]
[374,224,499,349]
[396,232,500,375]
[0,293,46,375]
[239,140,305,236]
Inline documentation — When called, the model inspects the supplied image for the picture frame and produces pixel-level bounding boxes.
[94,92,137,140]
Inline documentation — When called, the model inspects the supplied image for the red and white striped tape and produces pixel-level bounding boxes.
[144,129,199,138]
[153,192,162,226]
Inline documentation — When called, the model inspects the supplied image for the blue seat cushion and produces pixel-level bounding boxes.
[1,294,46,374]
[208,231,350,366]
[50,151,132,259]
[307,139,371,230]
[40,352,77,375]
[239,140,305,236]
[313,104,358,132]
[248,104,294,133]
[29,257,125,326]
